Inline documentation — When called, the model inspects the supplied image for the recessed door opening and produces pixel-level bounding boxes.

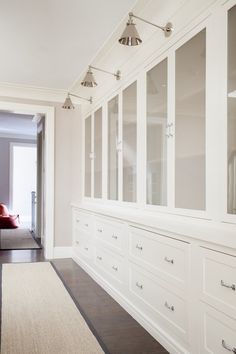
[0,111,46,250]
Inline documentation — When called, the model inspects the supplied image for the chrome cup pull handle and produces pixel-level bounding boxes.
[136,281,143,289]
[164,257,174,264]
[136,244,143,251]
[84,223,89,227]
[221,280,236,291]
[84,247,89,251]
[97,256,102,261]
[97,228,103,233]
[112,265,118,271]
[222,339,236,353]
[165,301,175,312]
[112,234,118,239]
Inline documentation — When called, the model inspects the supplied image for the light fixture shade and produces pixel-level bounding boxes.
[62,95,75,110]
[81,69,97,87]
[119,20,142,46]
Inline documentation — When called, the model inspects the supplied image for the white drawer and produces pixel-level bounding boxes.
[95,247,124,284]
[200,304,236,354]
[73,210,93,233]
[129,227,189,288]
[95,218,125,254]
[74,231,92,261]
[200,247,236,319]
[129,263,188,343]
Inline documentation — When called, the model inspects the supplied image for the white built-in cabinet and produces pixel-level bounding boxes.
[83,1,236,224]
[77,2,236,353]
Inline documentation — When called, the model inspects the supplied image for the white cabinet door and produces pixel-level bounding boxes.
[122,81,137,203]
[227,4,236,217]
[84,116,92,197]
[146,58,168,206]
[94,108,103,199]
[108,95,119,200]
[175,29,206,211]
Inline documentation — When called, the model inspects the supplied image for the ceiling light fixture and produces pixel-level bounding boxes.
[119,12,173,46]
[62,93,93,109]
[81,65,121,87]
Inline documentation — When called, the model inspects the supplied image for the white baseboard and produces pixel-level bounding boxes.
[72,252,187,354]
[53,247,73,259]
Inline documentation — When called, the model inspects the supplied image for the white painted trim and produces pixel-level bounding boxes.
[0,100,55,259]
[72,253,187,354]
[53,247,73,259]
[0,81,67,103]
[0,132,36,140]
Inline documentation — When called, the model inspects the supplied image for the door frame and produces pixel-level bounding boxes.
[0,101,54,259]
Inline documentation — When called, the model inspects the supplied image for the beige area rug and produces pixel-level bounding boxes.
[1,262,104,354]
[0,228,40,249]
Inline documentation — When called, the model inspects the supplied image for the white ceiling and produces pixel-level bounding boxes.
[0,0,137,90]
[0,112,36,138]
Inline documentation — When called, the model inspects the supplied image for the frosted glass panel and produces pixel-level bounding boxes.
[228,5,236,214]
[123,82,137,202]
[175,29,206,210]
[94,108,102,198]
[108,96,119,200]
[146,59,167,205]
[85,116,91,197]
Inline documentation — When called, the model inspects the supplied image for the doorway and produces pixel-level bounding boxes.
[0,101,54,258]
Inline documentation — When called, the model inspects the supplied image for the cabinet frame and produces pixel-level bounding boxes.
[81,0,236,224]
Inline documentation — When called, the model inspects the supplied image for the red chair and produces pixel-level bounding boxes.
[0,204,20,229]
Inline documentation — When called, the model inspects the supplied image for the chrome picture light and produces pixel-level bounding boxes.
[119,12,173,46]
[62,93,93,109]
[81,65,121,87]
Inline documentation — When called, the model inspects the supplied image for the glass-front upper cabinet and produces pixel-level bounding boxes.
[85,116,92,197]
[146,59,168,206]
[227,5,236,215]
[108,95,119,200]
[122,82,137,202]
[175,29,206,210]
[94,108,102,198]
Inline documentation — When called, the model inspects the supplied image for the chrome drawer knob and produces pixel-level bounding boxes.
[164,257,174,264]
[97,228,103,233]
[136,244,143,251]
[222,339,236,353]
[84,247,89,251]
[97,256,102,261]
[85,223,89,227]
[76,241,79,245]
[112,234,118,240]
[76,219,80,223]
[165,301,175,312]
[136,281,143,289]
[221,280,236,291]
[112,265,118,271]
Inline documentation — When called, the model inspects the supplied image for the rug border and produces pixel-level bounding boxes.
[50,261,110,354]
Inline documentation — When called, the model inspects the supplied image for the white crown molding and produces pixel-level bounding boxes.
[0,82,68,103]
[0,132,36,140]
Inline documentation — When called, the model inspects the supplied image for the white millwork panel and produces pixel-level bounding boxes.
[74,0,236,353]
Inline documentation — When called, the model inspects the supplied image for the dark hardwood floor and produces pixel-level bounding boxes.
[0,249,168,354]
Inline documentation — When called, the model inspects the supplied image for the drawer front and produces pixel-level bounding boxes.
[74,231,92,260]
[129,264,188,342]
[73,210,92,233]
[129,227,189,288]
[200,248,236,318]
[95,247,124,284]
[95,218,124,254]
[200,304,236,354]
